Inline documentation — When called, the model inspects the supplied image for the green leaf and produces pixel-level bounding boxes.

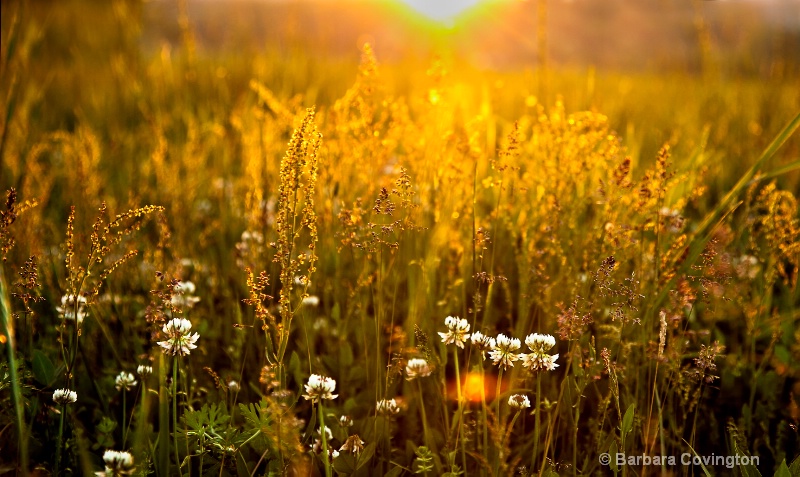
[789,454,800,476]
[333,452,356,474]
[234,454,251,477]
[774,459,791,477]
[609,441,619,473]
[356,442,376,470]
[621,403,635,436]
[289,351,302,387]
[683,440,712,477]
[384,466,405,477]
[31,350,56,387]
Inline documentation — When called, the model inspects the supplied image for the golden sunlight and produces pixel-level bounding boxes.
[396,0,485,24]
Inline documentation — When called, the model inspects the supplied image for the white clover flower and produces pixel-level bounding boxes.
[508,394,531,410]
[171,281,200,309]
[301,295,320,307]
[524,333,556,354]
[227,380,240,392]
[470,331,496,360]
[438,316,470,348]
[339,415,354,427]
[53,388,77,405]
[157,318,200,356]
[56,294,87,324]
[136,365,152,377]
[377,398,401,416]
[317,425,333,441]
[115,372,137,391]
[489,334,521,370]
[303,374,338,403]
[99,450,134,475]
[405,358,432,380]
[521,333,560,372]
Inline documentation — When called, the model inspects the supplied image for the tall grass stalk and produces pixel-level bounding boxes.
[0,265,27,474]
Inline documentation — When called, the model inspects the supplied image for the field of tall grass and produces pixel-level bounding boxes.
[1,1,799,476]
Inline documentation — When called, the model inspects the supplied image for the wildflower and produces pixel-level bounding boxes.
[508,394,531,410]
[227,380,240,392]
[438,315,470,348]
[53,388,77,405]
[303,374,338,403]
[340,435,365,454]
[317,425,333,441]
[489,334,521,370]
[377,398,401,416]
[97,450,134,476]
[157,318,200,356]
[734,255,760,279]
[301,295,320,306]
[56,294,87,324]
[470,331,496,360]
[405,358,432,380]
[339,415,354,427]
[521,333,559,372]
[311,438,339,459]
[115,372,137,391]
[136,365,152,377]
[171,281,200,309]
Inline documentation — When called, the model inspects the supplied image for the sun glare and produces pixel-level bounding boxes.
[397,0,484,24]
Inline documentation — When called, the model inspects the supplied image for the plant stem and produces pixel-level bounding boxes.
[532,372,541,472]
[55,403,66,476]
[173,357,180,472]
[417,379,430,448]
[319,401,332,477]
[122,390,128,448]
[452,348,467,472]
[494,368,504,476]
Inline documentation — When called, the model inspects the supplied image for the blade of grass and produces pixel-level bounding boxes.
[0,263,28,475]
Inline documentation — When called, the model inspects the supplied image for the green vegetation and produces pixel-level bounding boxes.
[1,1,799,476]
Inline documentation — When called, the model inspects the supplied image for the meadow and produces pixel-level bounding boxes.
[1,1,800,476]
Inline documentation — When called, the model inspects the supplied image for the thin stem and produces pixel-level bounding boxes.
[173,357,180,472]
[319,401,332,477]
[55,403,66,476]
[417,379,430,448]
[532,373,541,472]
[493,367,504,476]
[452,348,467,472]
[122,390,128,448]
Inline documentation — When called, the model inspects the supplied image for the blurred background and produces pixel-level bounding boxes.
[139,0,800,74]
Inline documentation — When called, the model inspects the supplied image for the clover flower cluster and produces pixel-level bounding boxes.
[170,280,200,309]
[115,372,137,391]
[521,333,560,372]
[508,394,531,410]
[53,388,77,405]
[97,450,134,476]
[57,294,87,324]
[405,358,432,380]
[436,317,560,372]
[303,374,338,403]
[377,398,401,416]
[157,318,200,356]
[438,316,470,348]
